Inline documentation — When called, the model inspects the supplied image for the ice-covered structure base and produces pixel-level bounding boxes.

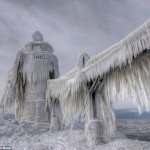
[87,119,103,145]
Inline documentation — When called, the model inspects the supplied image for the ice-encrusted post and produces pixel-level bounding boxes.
[50,99,62,132]
[83,77,105,145]
[77,52,105,145]
[46,91,63,132]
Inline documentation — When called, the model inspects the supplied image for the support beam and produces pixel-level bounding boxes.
[50,101,60,132]
[83,76,106,145]
[49,99,63,132]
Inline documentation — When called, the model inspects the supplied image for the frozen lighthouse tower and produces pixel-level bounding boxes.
[20,31,60,122]
[1,31,60,125]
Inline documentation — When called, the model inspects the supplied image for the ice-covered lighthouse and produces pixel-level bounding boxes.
[1,31,61,126]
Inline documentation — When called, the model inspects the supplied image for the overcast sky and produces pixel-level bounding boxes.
[0,0,150,109]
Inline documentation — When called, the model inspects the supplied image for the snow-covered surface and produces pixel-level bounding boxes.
[0,120,150,150]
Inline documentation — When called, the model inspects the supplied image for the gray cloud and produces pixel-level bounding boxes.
[0,0,150,108]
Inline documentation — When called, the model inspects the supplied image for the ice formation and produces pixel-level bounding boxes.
[1,18,150,145]
[46,19,150,143]
[0,31,61,129]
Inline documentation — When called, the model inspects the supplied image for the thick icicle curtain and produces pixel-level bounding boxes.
[0,51,24,109]
[47,19,150,132]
